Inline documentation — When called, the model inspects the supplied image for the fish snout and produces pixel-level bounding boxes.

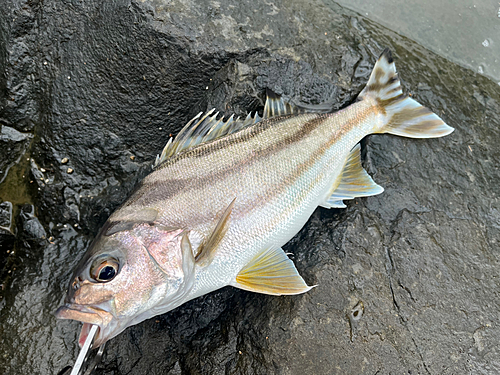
[55,304,116,348]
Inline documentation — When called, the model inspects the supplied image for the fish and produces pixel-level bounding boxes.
[56,49,454,348]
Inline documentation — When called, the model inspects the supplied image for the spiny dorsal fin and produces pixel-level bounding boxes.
[320,144,383,209]
[232,247,314,295]
[195,198,236,267]
[154,110,261,167]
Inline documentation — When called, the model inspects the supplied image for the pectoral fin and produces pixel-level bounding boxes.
[195,198,236,267]
[232,247,313,295]
[180,231,196,275]
[320,144,383,209]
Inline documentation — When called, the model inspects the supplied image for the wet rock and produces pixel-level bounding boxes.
[0,0,499,375]
[0,201,15,305]
[18,204,46,242]
[62,187,80,222]
[0,201,15,253]
[29,158,44,186]
[0,125,31,184]
[0,201,13,232]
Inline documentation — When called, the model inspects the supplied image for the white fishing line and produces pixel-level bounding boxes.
[70,324,98,375]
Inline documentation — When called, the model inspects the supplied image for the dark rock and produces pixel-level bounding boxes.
[0,201,15,254]
[0,0,499,375]
[0,125,32,184]
[18,204,46,241]
[0,201,15,309]
[0,201,13,232]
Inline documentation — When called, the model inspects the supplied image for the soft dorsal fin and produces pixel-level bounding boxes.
[195,198,236,267]
[263,89,303,118]
[154,110,261,167]
[232,247,314,295]
[320,144,384,209]
[263,89,335,119]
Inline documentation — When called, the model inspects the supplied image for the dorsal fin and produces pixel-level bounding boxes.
[263,89,303,118]
[263,89,335,119]
[155,90,335,167]
[154,110,261,167]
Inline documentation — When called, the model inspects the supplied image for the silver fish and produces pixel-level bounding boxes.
[56,49,454,348]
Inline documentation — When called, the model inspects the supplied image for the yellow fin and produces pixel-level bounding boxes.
[232,247,313,295]
[320,144,383,209]
[195,198,236,267]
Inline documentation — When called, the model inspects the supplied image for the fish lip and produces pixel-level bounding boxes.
[55,303,107,325]
[55,304,114,347]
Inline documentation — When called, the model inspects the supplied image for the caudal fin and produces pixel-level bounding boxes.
[359,49,454,138]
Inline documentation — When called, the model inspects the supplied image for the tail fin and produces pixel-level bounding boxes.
[359,49,454,138]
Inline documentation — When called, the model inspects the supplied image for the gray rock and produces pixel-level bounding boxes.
[0,201,15,268]
[0,201,13,233]
[0,125,31,184]
[18,204,46,241]
[0,0,499,374]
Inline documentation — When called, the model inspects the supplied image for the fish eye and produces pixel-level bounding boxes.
[90,258,120,283]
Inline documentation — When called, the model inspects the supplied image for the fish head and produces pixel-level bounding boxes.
[56,221,194,347]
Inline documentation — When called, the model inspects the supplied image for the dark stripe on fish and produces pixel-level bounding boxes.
[126,114,330,206]
[124,106,372,219]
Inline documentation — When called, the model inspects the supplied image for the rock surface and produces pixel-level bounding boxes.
[0,0,499,374]
[0,201,15,268]
[0,125,31,184]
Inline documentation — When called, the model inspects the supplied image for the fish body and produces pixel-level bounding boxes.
[140,103,376,295]
[56,49,454,347]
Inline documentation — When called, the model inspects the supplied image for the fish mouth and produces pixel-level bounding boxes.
[55,304,114,348]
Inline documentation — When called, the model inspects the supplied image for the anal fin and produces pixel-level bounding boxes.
[232,247,313,296]
[320,144,383,209]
